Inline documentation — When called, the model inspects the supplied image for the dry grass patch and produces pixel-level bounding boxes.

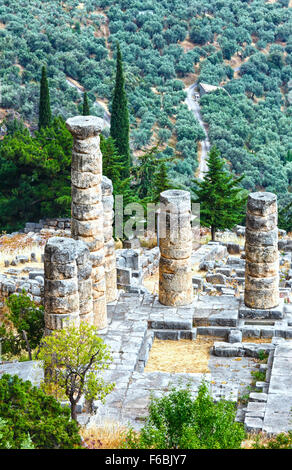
[143,271,158,295]
[80,420,127,449]
[139,233,157,249]
[144,336,219,374]
[181,72,198,87]
[241,431,292,449]
[242,337,272,344]
[0,235,45,272]
[0,303,10,324]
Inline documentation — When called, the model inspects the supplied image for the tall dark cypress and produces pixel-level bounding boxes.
[82,92,90,116]
[110,42,130,179]
[38,66,52,131]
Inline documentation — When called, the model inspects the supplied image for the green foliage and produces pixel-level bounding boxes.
[0,374,81,449]
[123,382,245,449]
[278,199,292,232]
[0,116,72,232]
[0,417,34,449]
[151,161,174,203]
[39,323,115,421]
[110,42,131,179]
[100,134,137,224]
[38,65,52,130]
[0,0,290,208]
[82,91,90,116]
[257,350,269,362]
[0,292,44,359]
[192,146,247,240]
[252,431,292,449]
[251,369,266,385]
[133,145,174,202]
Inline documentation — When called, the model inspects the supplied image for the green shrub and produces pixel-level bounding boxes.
[123,382,246,449]
[0,374,81,449]
[252,431,292,449]
[0,418,34,449]
[251,369,266,384]
[0,292,44,359]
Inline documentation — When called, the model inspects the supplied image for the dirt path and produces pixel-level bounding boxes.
[66,77,110,127]
[185,83,210,180]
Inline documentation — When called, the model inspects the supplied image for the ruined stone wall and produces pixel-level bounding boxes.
[66,116,107,329]
[158,190,193,306]
[244,192,279,309]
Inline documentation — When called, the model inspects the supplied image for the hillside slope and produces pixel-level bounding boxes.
[0,0,291,199]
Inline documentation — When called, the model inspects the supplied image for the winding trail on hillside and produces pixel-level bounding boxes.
[185,83,210,180]
[66,78,111,127]
[185,65,241,180]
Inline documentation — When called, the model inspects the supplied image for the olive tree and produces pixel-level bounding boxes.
[39,323,115,421]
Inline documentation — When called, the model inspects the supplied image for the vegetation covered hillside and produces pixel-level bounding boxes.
[0,0,291,205]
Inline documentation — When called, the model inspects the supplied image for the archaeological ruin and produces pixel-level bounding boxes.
[66,115,107,330]
[245,192,279,310]
[158,189,193,306]
[1,116,292,437]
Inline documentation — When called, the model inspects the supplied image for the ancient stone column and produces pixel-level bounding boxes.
[66,116,107,329]
[244,192,279,309]
[44,237,80,334]
[158,190,193,306]
[75,240,93,324]
[102,176,117,303]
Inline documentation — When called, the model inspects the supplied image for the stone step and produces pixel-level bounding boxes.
[148,317,193,330]
[153,328,197,341]
[239,298,284,320]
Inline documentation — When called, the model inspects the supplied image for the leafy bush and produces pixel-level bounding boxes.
[123,382,246,449]
[39,323,114,421]
[252,431,292,449]
[0,418,34,449]
[0,374,81,449]
[0,292,44,359]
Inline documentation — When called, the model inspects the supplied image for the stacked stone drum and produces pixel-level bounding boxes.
[44,237,92,334]
[158,190,193,306]
[66,116,107,329]
[102,176,117,303]
[244,192,279,309]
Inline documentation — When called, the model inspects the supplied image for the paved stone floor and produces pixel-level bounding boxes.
[89,291,260,430]
[1,290,291,435]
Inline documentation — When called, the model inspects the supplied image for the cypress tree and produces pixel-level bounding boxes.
[110,42,130,179]
[38,66,52,131]
[152,161,173,202]
[82,92,90,116]
[191,146,247,241]
[100,135,134,206]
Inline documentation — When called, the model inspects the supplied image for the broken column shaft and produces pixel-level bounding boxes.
[66,116,107,329]
[44,237,93,334]
[244,192,279,309]
[158,190,193,306]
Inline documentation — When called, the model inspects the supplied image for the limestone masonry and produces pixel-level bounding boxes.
[44,237,92,334]
[159,190,193,306]
[66,116,107,329]
[102,175,117,303]
[244,192,279,310]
